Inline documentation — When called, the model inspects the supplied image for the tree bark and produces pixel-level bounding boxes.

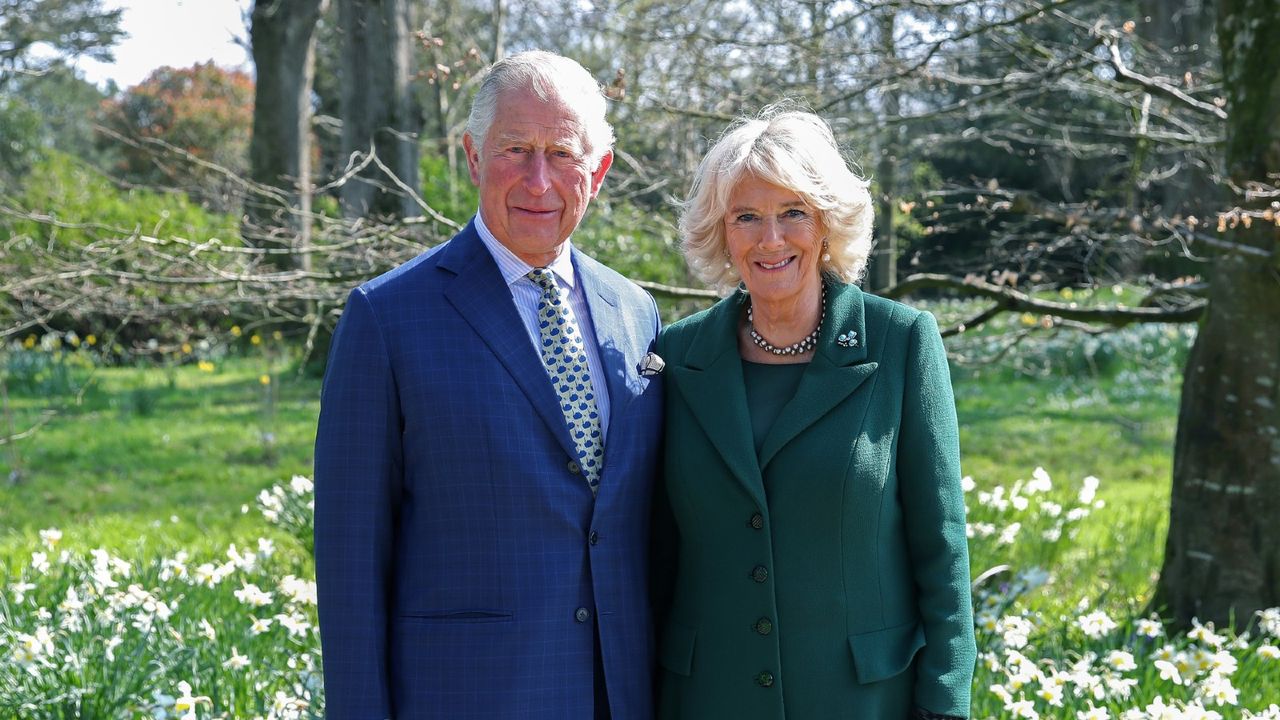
[1154,0,1280,630]
[247,0,329,271]
[338,0,421,221]
[870,9,898,292]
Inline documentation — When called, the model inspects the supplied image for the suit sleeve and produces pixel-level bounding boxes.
[897,310,976,717]
[314,287,401,719]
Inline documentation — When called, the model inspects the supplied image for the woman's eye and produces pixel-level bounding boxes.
[783,208,807,220]
[734,213,758,223]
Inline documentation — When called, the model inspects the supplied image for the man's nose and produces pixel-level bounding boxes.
[523,152,551,195]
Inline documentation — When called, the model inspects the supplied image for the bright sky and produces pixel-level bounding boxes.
[76,0,254,90]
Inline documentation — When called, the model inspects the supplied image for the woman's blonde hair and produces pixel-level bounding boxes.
[679,106,874,295]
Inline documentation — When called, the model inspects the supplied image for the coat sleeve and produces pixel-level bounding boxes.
[313,287,401,719]
[897,310,976,717]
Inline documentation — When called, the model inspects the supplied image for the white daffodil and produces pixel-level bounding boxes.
[38,527,62,549]
[234,582,274,608]
[173,681,211,720]
[1077,610,1118,639]
[1136,617,1164,638]
[1077,705,1110,720]
[1105,650,1137,672]
[223,647,250,670]
[1155,659,1185,685]
[10,581,36,603]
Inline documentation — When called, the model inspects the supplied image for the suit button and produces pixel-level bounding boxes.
[567,460,582,474]
[751,565,768,583]
[749,513,764,530]
[589,530,599,545]
[575,607,591,623]
[755,671,774,687]
[754,617,773,635]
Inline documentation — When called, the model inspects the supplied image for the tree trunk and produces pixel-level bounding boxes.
[1137,0,1220,220]
[247,0,329,271]
[339,0,421,220]
[1154,0,1280,630]
[870,9,898,292]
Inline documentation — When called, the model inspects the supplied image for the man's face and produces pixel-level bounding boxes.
[464,88,613,267]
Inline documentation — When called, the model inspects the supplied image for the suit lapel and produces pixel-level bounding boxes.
[575,252,630,440]
[758,283,879,469]
[672,292,766,507]
[439,222,578,461]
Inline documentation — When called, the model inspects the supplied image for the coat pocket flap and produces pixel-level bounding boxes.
[658,620,697,676]
[847,620,925,684]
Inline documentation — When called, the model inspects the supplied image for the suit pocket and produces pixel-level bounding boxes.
[847,619,925,684]
[398,609,513,624]
[658,620,696,676]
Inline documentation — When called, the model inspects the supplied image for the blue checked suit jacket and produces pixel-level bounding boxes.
[314,220,664,719]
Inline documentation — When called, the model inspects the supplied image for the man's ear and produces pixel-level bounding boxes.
[588,150,613,199]
[463,132,482,186]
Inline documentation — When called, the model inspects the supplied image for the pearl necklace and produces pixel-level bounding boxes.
[746,290,825,356]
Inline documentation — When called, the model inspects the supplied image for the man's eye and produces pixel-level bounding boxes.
[507,146,528,154]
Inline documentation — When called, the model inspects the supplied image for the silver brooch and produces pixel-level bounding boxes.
[637,351,666,377]
[836,331,859,348]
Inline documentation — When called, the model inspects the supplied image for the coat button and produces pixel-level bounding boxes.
[589,530,599,545]
[567,460,582,474]
[754,617,773,635]
[751,565,768,583]
[575,607,591,623]
[749,513,764,530]
[755,671,774,687]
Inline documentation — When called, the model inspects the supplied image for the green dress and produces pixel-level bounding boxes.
[653,282,976,719]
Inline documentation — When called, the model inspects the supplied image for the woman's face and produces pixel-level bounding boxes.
[724,175,826,308]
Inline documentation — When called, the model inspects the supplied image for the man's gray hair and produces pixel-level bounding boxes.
[465,50,615,167]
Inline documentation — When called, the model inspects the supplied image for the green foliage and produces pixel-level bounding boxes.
[4,150,239,245]
[96,62,254,210]
[0,0,124,86]
[418,151,480,223]
[0,93,44,179]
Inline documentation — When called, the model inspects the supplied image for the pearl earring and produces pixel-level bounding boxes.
[821,239,831,263]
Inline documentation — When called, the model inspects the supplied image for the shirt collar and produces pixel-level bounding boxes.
[474,211,576,289]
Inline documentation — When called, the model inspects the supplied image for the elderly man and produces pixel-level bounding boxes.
[314,51,663,720]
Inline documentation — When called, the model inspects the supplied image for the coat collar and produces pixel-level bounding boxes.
[672,281,879,503]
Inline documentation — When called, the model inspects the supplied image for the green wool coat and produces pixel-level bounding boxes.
[653,282,976,719]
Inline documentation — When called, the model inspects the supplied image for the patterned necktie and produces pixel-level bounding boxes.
[528,268,604,494]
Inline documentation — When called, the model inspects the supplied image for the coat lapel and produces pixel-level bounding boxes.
[758,283,879,469]
[439,222,578,461]
[574,252,630,439]
[671,292,766,507]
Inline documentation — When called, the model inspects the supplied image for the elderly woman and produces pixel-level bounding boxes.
[653,108,975,720]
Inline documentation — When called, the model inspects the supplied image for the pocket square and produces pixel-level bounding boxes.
[637,352,665,377]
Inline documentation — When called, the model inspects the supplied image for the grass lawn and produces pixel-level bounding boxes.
[0,341,1177,575]
[9,329,1280,717]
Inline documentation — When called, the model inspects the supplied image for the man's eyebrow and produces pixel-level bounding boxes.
[492,132,584,151]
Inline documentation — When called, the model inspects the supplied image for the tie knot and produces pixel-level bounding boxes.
[528,268,558,295]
